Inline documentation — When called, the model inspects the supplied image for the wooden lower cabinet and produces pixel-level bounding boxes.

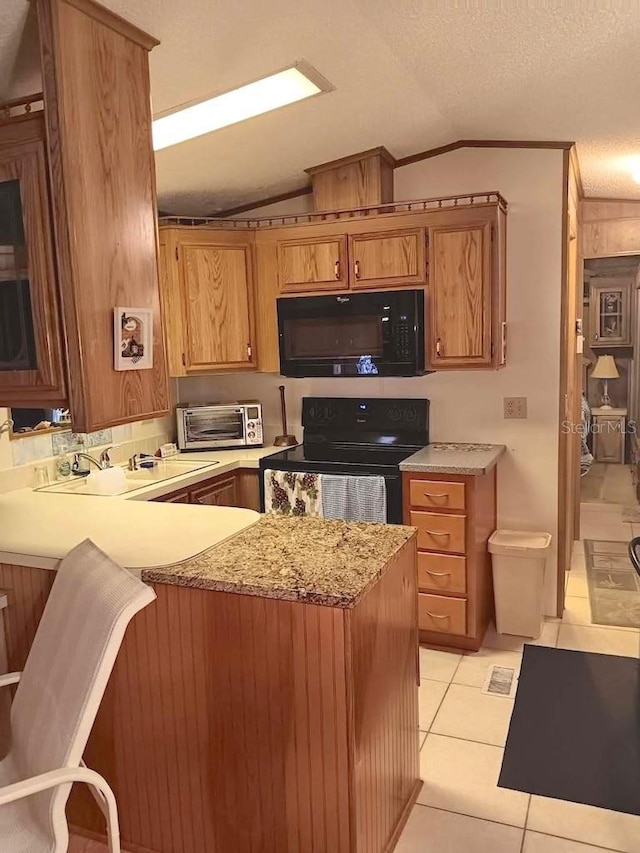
[1,537,420,853]
[403,469,497,651]
[153,469,260,511]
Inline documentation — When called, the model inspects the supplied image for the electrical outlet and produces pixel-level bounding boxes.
[504,397,528,419]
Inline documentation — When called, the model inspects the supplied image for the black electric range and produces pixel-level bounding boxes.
[259,397,429,523]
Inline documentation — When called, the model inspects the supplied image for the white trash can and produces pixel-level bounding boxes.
[488,529,552,639]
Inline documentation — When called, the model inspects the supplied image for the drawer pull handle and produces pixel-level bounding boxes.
[426,570,451,578]
[425,492,448,499]
[426,611,449,620]
[425,530,451,538]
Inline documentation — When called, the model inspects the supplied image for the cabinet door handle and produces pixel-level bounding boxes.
[425,492,448,499]
[354,260,361,279]
[435,339,442,356]
[424,529,451,538]
[425,570,452,578]
[426,611,449,620]
[334,260,340,279]
[247,343,252,359]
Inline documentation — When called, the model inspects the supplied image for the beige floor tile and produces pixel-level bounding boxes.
[419,647,463,683]
[523,830,620,852]
[453,648,522,688]
[396,804,523,852]
[431,684,514,747]
[556,623,640,657]
[562,595,640,634]
[419,678,448,731]
[566,572,590,598]
[482,619,559,653]
[527,795,640,853]
[417,734,530,827]
[570,549,587,573]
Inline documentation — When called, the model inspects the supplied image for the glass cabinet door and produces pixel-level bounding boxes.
[589,280,632,347]
[0,123,66,405]
[0,178,37,371]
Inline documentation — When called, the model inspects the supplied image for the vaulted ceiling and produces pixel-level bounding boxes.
[3,0,640,214]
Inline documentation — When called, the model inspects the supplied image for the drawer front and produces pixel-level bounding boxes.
[411,511,466,554]
[417,553,466,594]
[409,479,465,511]
[418,593,467,635]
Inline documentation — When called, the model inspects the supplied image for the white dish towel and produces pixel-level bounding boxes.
[320,474,387,523]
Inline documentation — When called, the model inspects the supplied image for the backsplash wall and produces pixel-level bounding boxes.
[0,407,172,493]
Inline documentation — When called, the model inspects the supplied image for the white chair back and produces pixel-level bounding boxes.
[8,539,156,847]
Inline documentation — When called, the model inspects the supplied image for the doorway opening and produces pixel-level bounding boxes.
[580,254,640,509]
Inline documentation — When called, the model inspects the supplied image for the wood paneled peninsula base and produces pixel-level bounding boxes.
[2,516,420,853]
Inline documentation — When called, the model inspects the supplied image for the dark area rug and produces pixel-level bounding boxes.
[499,645,640,816]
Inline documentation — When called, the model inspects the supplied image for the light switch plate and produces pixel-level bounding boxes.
[504,397,527,419]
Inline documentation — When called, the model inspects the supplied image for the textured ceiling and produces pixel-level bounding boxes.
[3,0,640,213]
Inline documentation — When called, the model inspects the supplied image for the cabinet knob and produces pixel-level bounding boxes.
[435,339,442,356]
[247,343,252,359]
[334,260,340,279]
[354,260,361,280]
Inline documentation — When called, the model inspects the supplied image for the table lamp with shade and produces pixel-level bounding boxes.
[591,354,619,409]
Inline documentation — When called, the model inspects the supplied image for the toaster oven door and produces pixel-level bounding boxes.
[180,407,247,449]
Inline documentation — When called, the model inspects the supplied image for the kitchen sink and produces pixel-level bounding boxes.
[35,459,219,496]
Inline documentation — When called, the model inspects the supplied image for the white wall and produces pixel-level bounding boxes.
[179,147,565,611]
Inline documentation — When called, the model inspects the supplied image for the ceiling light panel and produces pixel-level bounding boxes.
[152,65,326,151]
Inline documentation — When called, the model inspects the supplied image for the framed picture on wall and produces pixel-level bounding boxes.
[113,307,153,371]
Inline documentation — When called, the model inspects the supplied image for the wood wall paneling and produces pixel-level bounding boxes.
[5,538,419,853]
[346,540,421,852]
[36,0,170,431]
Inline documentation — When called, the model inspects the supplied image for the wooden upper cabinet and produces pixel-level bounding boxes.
[589,279,632,347]
[0,116,66,406]
[36,0,169,432]
[429,222,494,368]
[176,233,257,372]
[348,227,426,289]
[277,235,347,292]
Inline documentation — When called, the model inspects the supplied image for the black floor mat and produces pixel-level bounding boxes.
[499,645,640,815]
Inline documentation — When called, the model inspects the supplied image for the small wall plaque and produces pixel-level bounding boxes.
[114,307,153,371]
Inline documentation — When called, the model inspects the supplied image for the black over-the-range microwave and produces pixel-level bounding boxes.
[277,289,426,378]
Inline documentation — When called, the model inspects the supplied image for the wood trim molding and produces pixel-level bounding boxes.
[569,145,584,199]
[395,139,575,168]
[557,147,571,617]
[216,185,312,217]
[305,145,397,175]
[59,0,159,50]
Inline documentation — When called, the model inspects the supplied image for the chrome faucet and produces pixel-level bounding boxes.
[99,446,115,468]
[73,452,103,472]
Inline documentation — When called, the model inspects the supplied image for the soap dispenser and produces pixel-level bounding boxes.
[55,445,71,480]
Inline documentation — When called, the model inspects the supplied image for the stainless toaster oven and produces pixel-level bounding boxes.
[176,403,263,451]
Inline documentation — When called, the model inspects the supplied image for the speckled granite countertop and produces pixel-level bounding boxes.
[399,443,506,475]
[143,515,416,608]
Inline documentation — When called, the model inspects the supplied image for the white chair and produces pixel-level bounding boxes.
[0,539,156,852]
